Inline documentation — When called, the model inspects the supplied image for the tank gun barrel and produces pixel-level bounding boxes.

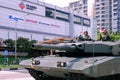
[32,43,77,51]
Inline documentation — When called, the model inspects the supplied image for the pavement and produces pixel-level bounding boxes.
[0,70,35,80]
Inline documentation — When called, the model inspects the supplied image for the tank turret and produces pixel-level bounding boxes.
[32,41,120,56]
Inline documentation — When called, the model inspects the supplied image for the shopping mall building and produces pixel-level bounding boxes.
[0,0,97,41]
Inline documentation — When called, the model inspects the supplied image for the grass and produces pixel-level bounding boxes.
[0,65,19,68]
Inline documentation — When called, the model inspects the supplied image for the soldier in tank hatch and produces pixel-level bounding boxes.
[83,31,91,41]
[99,28,111,41]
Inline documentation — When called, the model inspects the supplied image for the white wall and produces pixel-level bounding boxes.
[0,0,97,40]
[0,7,69,37]
[0,0,45,16]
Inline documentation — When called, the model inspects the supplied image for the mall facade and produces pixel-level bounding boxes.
[0,0,97,41]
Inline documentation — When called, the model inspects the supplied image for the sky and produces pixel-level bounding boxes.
[39,0,78,7]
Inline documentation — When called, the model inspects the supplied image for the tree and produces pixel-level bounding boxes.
[17,37,31,52]
[4,39,14,49]
[17,37,37,53]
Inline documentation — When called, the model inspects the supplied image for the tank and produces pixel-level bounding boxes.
[19,40,120,80]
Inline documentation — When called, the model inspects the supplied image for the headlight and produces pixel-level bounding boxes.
[32,59,40,65]
[57,62,67,67]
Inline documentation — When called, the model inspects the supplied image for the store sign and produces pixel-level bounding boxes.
[26,4,37,10]
[39,21,60,28]
[19,2,25,10]
[26,19,37,23]
[9,15,24,21]
[8,15,60,27]
[19,2,37,10]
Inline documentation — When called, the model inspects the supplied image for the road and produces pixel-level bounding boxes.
[0,70,35,80]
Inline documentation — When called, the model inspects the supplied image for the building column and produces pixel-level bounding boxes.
[69,13,74,38]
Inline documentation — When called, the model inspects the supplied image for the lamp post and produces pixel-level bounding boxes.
[14,21,17,59]
[14,13,29,59]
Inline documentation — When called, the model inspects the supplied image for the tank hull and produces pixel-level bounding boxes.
[20,56,120,78]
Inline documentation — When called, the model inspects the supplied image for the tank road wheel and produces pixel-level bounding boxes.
[27,69,45,80]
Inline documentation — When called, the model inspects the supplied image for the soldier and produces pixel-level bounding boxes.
[75,32,85,42]
[83,31,91,41]
[99,29,111,41]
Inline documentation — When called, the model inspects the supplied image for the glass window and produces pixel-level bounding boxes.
[97,23,100,26]
[102,19,105,22]
[101,7,105,10]
[97,19,100,22]
[101,15,105,18]
[83,0,87,4]
[96,16,100,18]
[96,7,100,10]
[102,23,105,26]
[45,7,55,18]
[96,12,100,14]
[73,16,81,24]
[83,18,90,27]
[101,11,105,14]
[96,0,99,2]
[96,4,100,6]
[55,10,69,21]
[114,13,117,16]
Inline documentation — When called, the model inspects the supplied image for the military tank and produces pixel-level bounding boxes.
[19,40,120,80]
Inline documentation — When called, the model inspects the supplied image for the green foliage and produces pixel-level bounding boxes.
[110,32,120,41]
[4,39,14,49]
[17,37,30,52]
[97,31,120,41]
[3,37,37,53]
[97,31,100,40]
[17,37,37,52]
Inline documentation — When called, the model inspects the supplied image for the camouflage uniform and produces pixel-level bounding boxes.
[83,31,91,41]
[83,35,91,41]
[100,30,111,41]
[100,33,111,41]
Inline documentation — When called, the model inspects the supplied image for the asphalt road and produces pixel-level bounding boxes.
[0,70,35,80]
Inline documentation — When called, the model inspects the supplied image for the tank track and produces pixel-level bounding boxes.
[27,69,120,80]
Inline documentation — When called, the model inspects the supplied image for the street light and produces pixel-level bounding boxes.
[14,13,29,59]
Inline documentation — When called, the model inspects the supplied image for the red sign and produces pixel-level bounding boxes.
[19,2,25,10]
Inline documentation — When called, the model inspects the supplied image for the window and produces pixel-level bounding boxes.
[102,19,105,22]
[97,23,100,26]
[106,23,108,26]
[97,19,100,22]
[96,12,100,14]
[96,16,100,18]
[101,15,105,18]
[101,11,105,14]
[96,7,100,10]
[56,10,69,21]
[101,3,105,6]
[114,13,117,16]
[83,18,90,27]
[84,6,87,9]
[96,0,99,2]
[102,23,105,26]
[101,7,105,10]
[114,9,118,12]
[45,7,55,18]
[73,16,81,24]
[84,10,87,13]
[83,0,87,4]
[96,4,100,6]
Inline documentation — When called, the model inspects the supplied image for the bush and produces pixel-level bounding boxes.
[97,31,120,41]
